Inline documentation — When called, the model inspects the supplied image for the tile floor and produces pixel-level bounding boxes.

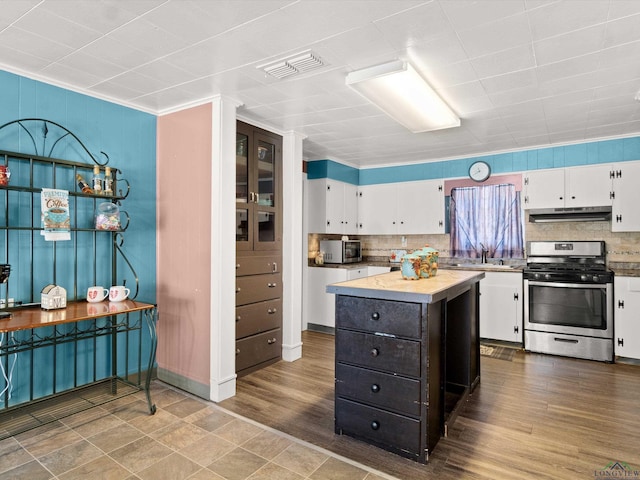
[0,381,396,480]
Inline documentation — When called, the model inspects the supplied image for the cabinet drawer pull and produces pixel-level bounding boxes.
[371,421,380,430]
[268,282,277,288]
[371,312,380,321]
[370,348,379,357]
[236,287,241,293]
[236,348,240,355]
[267,337,277,345]
[236,263,240,269]
[371,384,380,393]
[272,262,277,273]
[267,308,277,314]
[236,315,241,322]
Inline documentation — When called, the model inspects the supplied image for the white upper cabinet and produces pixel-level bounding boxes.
[307,179,358,234]
[523,168,565,209]
[418,179,445,234]
[524,164,612,210]
[357,180,444,235]
[611,160,640,232]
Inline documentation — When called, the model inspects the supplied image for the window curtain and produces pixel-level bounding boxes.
[450,184,524,259]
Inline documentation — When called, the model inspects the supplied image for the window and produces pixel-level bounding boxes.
[450,184,524,259]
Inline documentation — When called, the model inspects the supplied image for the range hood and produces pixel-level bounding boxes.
[528,206,612,223]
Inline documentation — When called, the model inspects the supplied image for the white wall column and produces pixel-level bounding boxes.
[210,95,241,401]
[281,130,305,361]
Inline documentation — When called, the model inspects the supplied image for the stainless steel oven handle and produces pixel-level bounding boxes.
[554,337,579,344]
[526,281,610,289]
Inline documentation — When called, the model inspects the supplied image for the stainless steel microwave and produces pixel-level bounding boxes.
[320,240,362,264]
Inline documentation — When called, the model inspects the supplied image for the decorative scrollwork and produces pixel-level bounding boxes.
[0,118,109,166]
[113,232,140,300]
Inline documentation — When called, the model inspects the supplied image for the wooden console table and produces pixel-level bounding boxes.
[0,300,157,439]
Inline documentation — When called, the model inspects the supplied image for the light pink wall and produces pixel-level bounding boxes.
[444,173,523,196]
[156,103,212,387]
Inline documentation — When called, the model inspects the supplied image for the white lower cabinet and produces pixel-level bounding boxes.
[479,271,523,343]
[614,276,640,359]
[305,266,390,329]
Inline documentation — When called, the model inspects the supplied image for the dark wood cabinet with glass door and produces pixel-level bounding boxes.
[235,121,283,376]
[236,121,282,252]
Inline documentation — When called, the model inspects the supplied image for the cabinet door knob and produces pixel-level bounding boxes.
[370,421,380,430]
[370,348,379,357]
[236,263,240,269]
[371,384,380,393]
[267,337,277,344]
[267,308,277,314]
[371,312,380,321]
[236,287,241,293]
[236,315,241,321]
[236,348,240,355]
[268,282,277,288]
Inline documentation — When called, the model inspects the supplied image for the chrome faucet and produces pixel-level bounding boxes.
[479,243,488,263]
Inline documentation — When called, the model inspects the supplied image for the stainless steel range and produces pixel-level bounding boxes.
[523,241,614,362]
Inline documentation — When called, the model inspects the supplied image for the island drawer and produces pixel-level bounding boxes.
[235,273,282,306]
[236,299,282,339]
[336,330,421,377]
[335,363,422,417]
[335,397,421,456]
[335,296,421,338]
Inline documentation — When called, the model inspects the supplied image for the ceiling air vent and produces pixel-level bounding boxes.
[258,51,324,79]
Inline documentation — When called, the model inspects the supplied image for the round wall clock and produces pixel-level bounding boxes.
[468,161,491,182]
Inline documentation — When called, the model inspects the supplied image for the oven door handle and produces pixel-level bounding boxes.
[526,281,609,289]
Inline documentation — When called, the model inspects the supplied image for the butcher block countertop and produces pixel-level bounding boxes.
[326,269,485,304]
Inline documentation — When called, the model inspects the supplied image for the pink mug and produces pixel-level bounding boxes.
[109,285,130,302]
[0,166,10,186]
[87,286,109,303]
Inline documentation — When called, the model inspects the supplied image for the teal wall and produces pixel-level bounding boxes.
[308,136,640,185]
[0,70,157,407]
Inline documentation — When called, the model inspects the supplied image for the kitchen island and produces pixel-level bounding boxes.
[327,269,484,463]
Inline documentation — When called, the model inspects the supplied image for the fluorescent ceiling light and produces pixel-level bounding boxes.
[346,60,460,133]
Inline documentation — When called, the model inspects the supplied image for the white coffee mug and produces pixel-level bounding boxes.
[109,285,130,302]
[87,286,109,303]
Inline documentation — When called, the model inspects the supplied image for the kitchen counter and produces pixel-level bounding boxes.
[308,260,398,269]
[440,263,524,272]
[326,269,485,303]
[310,258,524,272]
[329,269,483,463]
[609,262,640,277]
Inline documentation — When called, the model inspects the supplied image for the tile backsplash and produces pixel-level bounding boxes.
[309,221,640,264]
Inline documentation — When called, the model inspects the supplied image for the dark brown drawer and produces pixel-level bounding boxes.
[335,363,421,417]
[336,330,420,377]
[335,397,421,456]
[236,255,281,276]
[236,273,282,306]
[235,328,281,372]
[335,296,421,338]
[236,299,282,339]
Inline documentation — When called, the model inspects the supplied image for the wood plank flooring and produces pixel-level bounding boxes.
[219,331,640,479]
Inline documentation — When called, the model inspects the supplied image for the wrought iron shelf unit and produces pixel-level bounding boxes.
[0,119,156,437]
